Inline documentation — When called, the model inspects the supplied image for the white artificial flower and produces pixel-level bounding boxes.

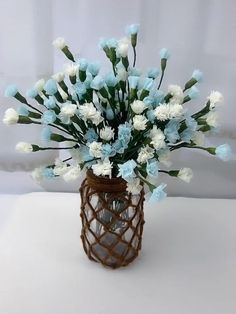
[15,142,33,153]
[158,150,172,167]
[52,72,65,82]
[100,126,114,141]
[126,178,142,195]
[192,131,205,146]
[206,111,219,128]
[133,115,148,130]
[3,108,19,125]
[78,102,96,119]
[150,126,166,150]
[78,102,104,126]
[154,104,169,121]
[117,37,129,58]
[131,100,147,114]
[170,103,184,118]
[64,63,78,76]
[91,112,104,126]
[178,168,193,183]
[168,84,184,103]
[53,37,66,49]
[31,167,44,182]
[62,165,81,182]
[92,158,113,177]
[34,79,45,92]
[137,146,154,164]
[60,103,77,117]
[207,91,223,109]
[88,141,103,158]
[53,159,68,176]
[154,103,184,121]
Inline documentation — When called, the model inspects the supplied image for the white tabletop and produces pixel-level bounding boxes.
[0,193,236,314]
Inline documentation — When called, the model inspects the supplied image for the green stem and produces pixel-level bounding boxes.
[48,124,72,136]
[157,70,165,90]
[135,171,156,191]
[158,170,169,174]
[39,146,77,151]
[132,46,137,67]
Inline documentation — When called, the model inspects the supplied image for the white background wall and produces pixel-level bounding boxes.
[0,0,235,197]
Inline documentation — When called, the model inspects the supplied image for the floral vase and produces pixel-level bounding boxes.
[79,170,145,268]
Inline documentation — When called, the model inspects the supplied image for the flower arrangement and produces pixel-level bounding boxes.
[3,24,231,201]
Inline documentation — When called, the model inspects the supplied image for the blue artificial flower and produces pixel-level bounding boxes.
[146,109,156,122]
[41,167,55,178]
[78,145,94,162]
[185,114,198,131]
[180,128,194,143]
[106,38,118,48]
[116,61,126,71]
[87,62,100,76]
[4,84,18,97]
[160,48,170,60]
[192,69,203,82]
[84,128,98,143]
[150,90,165,107]
[105,108,114,120]
[98,38,108,49]
[41,127,52,143]
[149,183,167,202]
[146,159,159,177]
[84,72,93,89]
[147,67,160,79]
[112,139,127,154]
[44,96,56,109]
[188,86,199,99]
[26,88,38,98]
[118,160,137,180]
[102,144,116,158]
[128,76,139,89]
[17,106,29,116]
[105,72,118,87]
[79,58,88,71]
[126,24,140,35]
[164,120,180,143]
[44,79,58,95]
[74,82,87,97]
[142,78,154,91]
[215,144,231,161]
[90,75,105,90]
[41,110,57,124]
[128,67,142,77]
[118,123,132,146]
[143,96,155,107]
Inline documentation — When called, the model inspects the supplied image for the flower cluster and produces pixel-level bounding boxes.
[2,24,232,201]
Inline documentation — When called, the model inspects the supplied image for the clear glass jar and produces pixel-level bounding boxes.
[80,170,145,269]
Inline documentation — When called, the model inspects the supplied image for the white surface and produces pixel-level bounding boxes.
[0,192,236,314]
[0,194,19,233]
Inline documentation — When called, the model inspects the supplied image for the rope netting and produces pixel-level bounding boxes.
[80,170,145,268]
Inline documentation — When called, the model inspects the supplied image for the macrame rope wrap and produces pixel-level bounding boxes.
[80,170,145,268]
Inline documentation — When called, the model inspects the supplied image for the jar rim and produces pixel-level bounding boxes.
[86,169,127,192]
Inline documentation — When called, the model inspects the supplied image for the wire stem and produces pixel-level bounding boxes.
[132,46,137,67]
[157,71,165,90]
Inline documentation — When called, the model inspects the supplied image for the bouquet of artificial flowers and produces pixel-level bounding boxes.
[3,24,231,201]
